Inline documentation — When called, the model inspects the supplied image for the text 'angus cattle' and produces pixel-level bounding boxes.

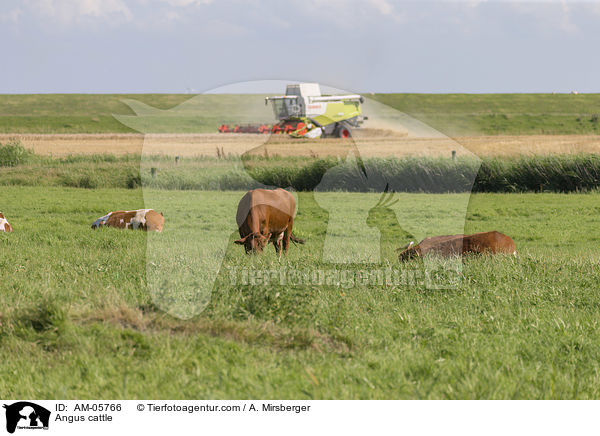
[0,212,12,233]
[235,188,304,255]
[91,209,164,232]
[398,231,516,261]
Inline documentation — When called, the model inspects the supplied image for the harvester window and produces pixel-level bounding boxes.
[270,97,302,119]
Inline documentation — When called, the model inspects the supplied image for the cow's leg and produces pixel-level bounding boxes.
[282,219,293,254]
[261,222,269,243]
[275,232,284,258]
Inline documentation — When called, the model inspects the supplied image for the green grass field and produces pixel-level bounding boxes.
[2,185,600,399]
[1,93,599,135]
[372,93,600,135]
[0,94,191,133]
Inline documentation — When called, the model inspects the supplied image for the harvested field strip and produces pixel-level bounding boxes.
[4,133,600,158]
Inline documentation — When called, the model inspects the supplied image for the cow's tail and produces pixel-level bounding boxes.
[290,234,305,245]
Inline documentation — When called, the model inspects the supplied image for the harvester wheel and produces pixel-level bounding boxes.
[336,124,352,138]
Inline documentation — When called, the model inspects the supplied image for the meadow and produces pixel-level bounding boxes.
[2,185,600,399]
[371,93,600,136]
[1,93,600,135]
[0,94,271,134]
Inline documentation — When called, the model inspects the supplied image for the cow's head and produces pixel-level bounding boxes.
[234,232,271,254]
[398,241,420,261]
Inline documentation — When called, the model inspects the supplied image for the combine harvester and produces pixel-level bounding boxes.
[218,83,366,138]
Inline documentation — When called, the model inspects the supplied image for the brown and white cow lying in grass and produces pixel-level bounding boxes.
[398,231,516,261]
[0,212,12,232]
[91,209,164,232]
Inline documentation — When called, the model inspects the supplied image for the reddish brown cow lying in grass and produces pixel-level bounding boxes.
[0,212,12,232]
[91,209,164,232]
[398,231,516,261]
[235,188,304,255]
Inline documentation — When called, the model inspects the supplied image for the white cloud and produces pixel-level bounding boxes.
[507,0,584,35]
[25,0,132,24]
[156,0,213,6]
[165,10,182,21]
[0,7,22,23]
[301,0,405,28]
[558,0,579,34]
[369,0,393,15]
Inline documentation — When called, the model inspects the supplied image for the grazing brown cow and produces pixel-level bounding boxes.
[398,231,516,261]
[0,212,12,232]
[91,209,164,232]
[235,188,303,254]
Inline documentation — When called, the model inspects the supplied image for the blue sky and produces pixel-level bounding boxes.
[1,0,599,93]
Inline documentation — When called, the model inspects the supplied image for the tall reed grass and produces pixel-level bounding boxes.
[2,140,600,192]
[249,155,600,193]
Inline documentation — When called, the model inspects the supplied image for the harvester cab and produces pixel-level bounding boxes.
[265,83,366,138]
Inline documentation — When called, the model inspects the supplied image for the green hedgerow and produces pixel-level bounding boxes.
[0,141,33,167]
